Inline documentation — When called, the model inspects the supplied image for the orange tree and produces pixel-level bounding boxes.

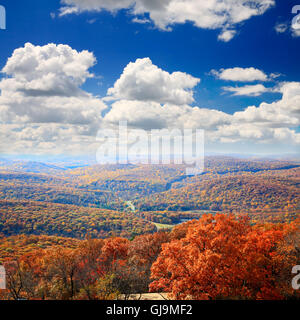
[150,214,299,300]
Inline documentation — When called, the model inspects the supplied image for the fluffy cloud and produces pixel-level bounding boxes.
[1,43,299,156]
[0,43,108,156]
[59,0,275,41]
[222,84,270,96]
[104,100,231,130]
[105,100,173,130]
[104,70,300,146]
[215,123,300,145]
[0,95,106,125]
[217,29,237,42]
[60,0,133,14]
[103,59,300,147]
[212,67,269,82]
[104,59,231,132]
[231,83,300,128]
[104,60,300,147]
[0,43,107,125]
[0,124,101,155]
[2,43,96,97]
[274,22,288,34]
[215,82,300,144]
[107,58,200,105]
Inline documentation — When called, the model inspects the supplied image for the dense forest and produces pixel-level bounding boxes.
[0,201,156,239]
[0,215,299,300]
[137,170,299,213]
[0,157,299,300]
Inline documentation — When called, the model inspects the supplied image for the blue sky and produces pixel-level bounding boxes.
[1,0,299,111]
[0,0,299,157]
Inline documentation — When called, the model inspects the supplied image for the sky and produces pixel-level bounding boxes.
[0,0,299,159]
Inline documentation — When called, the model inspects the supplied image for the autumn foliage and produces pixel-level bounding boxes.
[0,215,299,300]
[150,214,300,300]
[0,158,299,300]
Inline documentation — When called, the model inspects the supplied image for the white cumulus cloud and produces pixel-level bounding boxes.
[216,82,300,144]
[218,29,237,42]
[59,0,275,41]
[0,43,107,125]
[212,67,269,82]
[2,42,96,97]
[104,100,231,131]
[1,43,299,155]
[222,84,270,96]
[104,59,300,147]
[107,58,200,105]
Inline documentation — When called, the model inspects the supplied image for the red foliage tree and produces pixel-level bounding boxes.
[150,214,299,300]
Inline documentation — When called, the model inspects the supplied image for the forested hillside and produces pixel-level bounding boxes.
[0,200,156,239]
[0,157,299,300]
[0,215,299,300]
